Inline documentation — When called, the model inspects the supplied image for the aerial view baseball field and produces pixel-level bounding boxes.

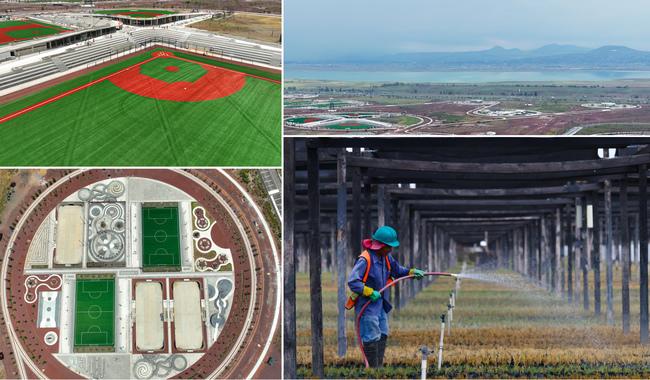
[0,49,280,166]
[0,1,282,166]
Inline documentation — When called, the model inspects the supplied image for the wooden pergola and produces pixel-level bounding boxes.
[283,137,650,378]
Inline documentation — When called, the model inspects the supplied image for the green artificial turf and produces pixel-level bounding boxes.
[74,278,115,348]
[286,117,325,124]
[141,205,181,270]
[141,57,206,83]
[95,9,177,18]
[0,20,30,28]
[0,49,281,166]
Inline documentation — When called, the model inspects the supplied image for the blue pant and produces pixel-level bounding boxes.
[359,309,389,343]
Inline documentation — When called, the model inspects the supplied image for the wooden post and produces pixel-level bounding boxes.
[523,226,528,276]
[620,176,630,334]
[283,138,297,379]
[539,216,546,285]
[393,199,401,309]
[604,178,614,325]
[351,148,362,261]
[640,163,649,344]
[336,151,348,356]
[307,146,324,377]
[580,197,589,310]
[567,205,574,303]
[362,177,371,237]
[398,201,409,307]
[377,185,386,227]
[555,208,562,295]
[592,191,602,316]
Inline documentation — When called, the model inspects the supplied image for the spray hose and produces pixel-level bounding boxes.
[355,272,457,368]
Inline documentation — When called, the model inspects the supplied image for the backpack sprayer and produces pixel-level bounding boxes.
[355,271,458,368]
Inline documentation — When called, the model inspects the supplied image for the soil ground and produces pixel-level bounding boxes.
[189,13,281,44]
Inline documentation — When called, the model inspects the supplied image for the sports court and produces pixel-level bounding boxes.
[141,205,181,270]
[74,277,115,350]
[173,281,204,350]
[54,204,84,266]
[135,281,165,351]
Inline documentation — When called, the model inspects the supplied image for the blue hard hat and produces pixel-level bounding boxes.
[372,226,400,247]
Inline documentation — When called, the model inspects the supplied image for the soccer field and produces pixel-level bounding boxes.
[142,205,181,270]
[0,49,281,166]
[74,277,115,349]
[0,19,69,45]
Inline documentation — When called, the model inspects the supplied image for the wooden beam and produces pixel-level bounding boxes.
[387,183,601,197]
[307,146,324,377]
[283,139,297,379]
[336,151,348,357]
[347,154,650,174]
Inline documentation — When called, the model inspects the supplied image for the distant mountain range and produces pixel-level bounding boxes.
[290,45,650,71]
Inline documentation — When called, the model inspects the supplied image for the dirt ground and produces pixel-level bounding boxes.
[189,13,281,44]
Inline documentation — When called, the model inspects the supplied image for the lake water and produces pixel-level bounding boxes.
[285,68,650,83]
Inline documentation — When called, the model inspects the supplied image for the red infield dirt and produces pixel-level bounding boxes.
[109,52,246,102]
[165,65,180,72]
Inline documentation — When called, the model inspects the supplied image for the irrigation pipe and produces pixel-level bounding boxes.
[355,272,457,368]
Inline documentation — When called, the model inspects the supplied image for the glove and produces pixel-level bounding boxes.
[363,286,382,302]
[410,268,425,280]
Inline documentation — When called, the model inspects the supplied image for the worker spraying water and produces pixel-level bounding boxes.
[346,226,457,368]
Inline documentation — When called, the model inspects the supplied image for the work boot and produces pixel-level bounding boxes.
[377,334,388,367]
[363,340,380,368]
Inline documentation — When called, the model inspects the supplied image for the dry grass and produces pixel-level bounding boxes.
[189,13,281,44]
[296,262,650,377]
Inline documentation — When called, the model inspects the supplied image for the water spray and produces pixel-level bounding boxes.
[355,271,457,368]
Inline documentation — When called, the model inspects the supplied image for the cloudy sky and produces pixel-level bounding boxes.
[285,0,650,61]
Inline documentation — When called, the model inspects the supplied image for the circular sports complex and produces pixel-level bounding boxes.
[0,169,280,379]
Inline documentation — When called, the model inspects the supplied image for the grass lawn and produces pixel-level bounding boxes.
[141,205,181,271]
[377,115,420,126]
[428,111,466,123]
[576,123,650,135]
[0,48,281,166]
[189,13,281,44]
[74,277,115,350]
[326,123,375,130]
